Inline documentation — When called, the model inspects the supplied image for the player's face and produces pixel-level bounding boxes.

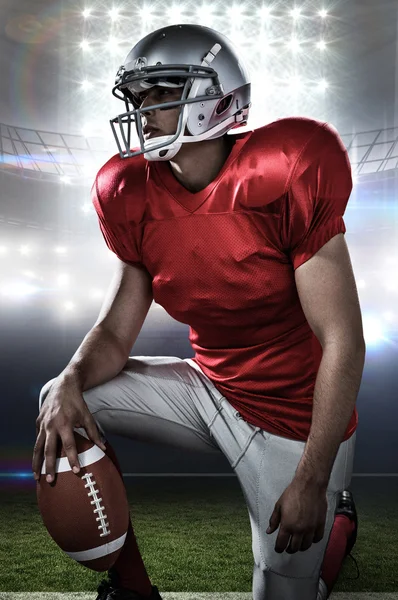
[138,86,183,138]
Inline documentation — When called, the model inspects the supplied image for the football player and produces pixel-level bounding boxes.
[33,24,365,600]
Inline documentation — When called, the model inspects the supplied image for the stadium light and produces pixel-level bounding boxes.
[362,315,384,345]
[319,9,328,18]
[109,7,120,21]
[57,274,70,287]
[258,6,271,20]
[288,37,301,52]
[80,40,90,51]
[82,8,91,18]
[19,245,32,256]
[140,5,155,23]
[64,301,76,311]
[318,78,329,91]
[81,80,93,91]
[290,7,302,19]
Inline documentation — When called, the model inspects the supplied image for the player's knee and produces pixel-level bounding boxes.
[38,378,58,411]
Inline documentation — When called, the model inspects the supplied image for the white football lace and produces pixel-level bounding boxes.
[82,472,110,537]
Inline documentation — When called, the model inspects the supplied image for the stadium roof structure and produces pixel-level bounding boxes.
[0,121,397,186]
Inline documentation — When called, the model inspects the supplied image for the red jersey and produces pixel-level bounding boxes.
[92,116,357,442]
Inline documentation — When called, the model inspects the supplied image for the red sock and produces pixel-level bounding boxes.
[103,441,153,597]
[320,515,356,595]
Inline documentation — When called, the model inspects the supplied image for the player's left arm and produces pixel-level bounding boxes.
[293,232,366,489]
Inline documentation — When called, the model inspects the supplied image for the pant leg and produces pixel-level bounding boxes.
[39,356,223,454]
[202,387,356,600]
[183,360,356,600]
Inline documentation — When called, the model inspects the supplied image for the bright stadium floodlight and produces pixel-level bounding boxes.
[319,9,328,18]
[81,80,92,91]
[290,7,302,19]
[318,78,329,91]
[80,40,90,51]
[64,301,75,311]
[20,245,31,256]
[140,4,154,23]
[57,274,69,287]
[82,8,91,18]
[55,247,67,255]
[258,6,271,20]
[0,247,8,255]
[60,175,71,184]
[362,315,385,346]
[316,40,326,51]
[109,7,120,21]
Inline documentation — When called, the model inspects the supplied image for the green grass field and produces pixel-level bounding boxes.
[0,476,397,593]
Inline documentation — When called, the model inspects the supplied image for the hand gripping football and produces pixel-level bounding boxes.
[36,430,129,572]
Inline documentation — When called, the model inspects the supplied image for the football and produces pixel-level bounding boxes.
[36,430,129,572]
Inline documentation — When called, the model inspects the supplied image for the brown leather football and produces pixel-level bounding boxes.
[36,430,129,572]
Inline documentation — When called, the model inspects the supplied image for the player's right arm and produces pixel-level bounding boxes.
[32,260,153,483]
[61,259,153,391]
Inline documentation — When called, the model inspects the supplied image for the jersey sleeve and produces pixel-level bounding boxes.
[91,176,147,272]
[281,122,353,271]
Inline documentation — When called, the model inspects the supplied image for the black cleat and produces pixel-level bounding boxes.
[95,579,163,600]
[335,489,358,556]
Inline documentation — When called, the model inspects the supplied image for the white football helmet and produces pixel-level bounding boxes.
[110,24,251,161]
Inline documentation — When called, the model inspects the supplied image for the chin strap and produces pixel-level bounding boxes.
[143,105,249,161]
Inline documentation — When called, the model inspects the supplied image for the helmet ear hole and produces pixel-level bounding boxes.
[215,94,233,115]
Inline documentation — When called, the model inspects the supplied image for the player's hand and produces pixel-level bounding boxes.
[266,477,328,553]
[32,377,106,484]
